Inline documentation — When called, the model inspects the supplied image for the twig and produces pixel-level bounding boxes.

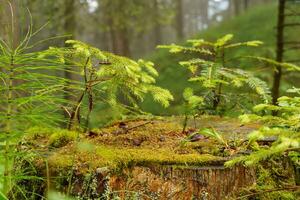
[61,106,71,118]
[278,23,300,27]
[125,121,152,133]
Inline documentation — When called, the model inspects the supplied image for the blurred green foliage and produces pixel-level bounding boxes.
[142,4,300,115]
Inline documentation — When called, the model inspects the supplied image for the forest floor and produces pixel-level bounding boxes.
[22,115,260,173]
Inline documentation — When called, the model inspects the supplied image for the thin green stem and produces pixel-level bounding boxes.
[3,53,15,195]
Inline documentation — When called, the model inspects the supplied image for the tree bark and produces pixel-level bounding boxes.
[109,25,131,57]
[272,0,285,108]
[233,0,241,16]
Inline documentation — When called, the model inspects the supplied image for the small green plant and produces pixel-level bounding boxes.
[199,128,228,148]
[49,40,173,132]
[227,88,300,166]
[225,84,300,198]
[0,8,68,196]
[181,87,204,132]
[159,34,270,115]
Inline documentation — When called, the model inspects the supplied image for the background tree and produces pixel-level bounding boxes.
[100,0,131,56]
[0,1,10,43]
[63,0,77,104]
[12,0,272,58]
[175,0,184,40]
[153,0,162,45]
[272,0,285,109]
[270,0,300,114]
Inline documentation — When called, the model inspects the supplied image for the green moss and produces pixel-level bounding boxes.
[48,154,74,168]
[25,127,79,148]
[25,117,258,174]
[97,145,223,167]
[48,130,78,148]
[25,126,56,138]
[47,143,224,173]
[181,141,221,155]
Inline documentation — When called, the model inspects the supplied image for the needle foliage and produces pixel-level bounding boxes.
[159,34,271,115]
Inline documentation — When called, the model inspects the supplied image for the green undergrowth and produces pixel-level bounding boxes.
[230,158,299,199]
[22,116,259,174]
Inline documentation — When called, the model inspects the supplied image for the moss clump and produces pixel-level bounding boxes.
[25,126,56,138]
[48,130,78,148]
[24,126,79,148]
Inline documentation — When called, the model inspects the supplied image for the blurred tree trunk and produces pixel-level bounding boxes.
[0,0,19,48]
[175,0,184,40]
[272,0,285,108]
[64,0,76,43]
[111,27,131,57]
[200,0,209,29]
[228,0,235,18]
[63,0,76,106]
[105,1,131,57]
[108,19,130,57]
[233,0,241,16]
[153,0,162,45]
[244,0,249,11]
[0,1,10,43]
